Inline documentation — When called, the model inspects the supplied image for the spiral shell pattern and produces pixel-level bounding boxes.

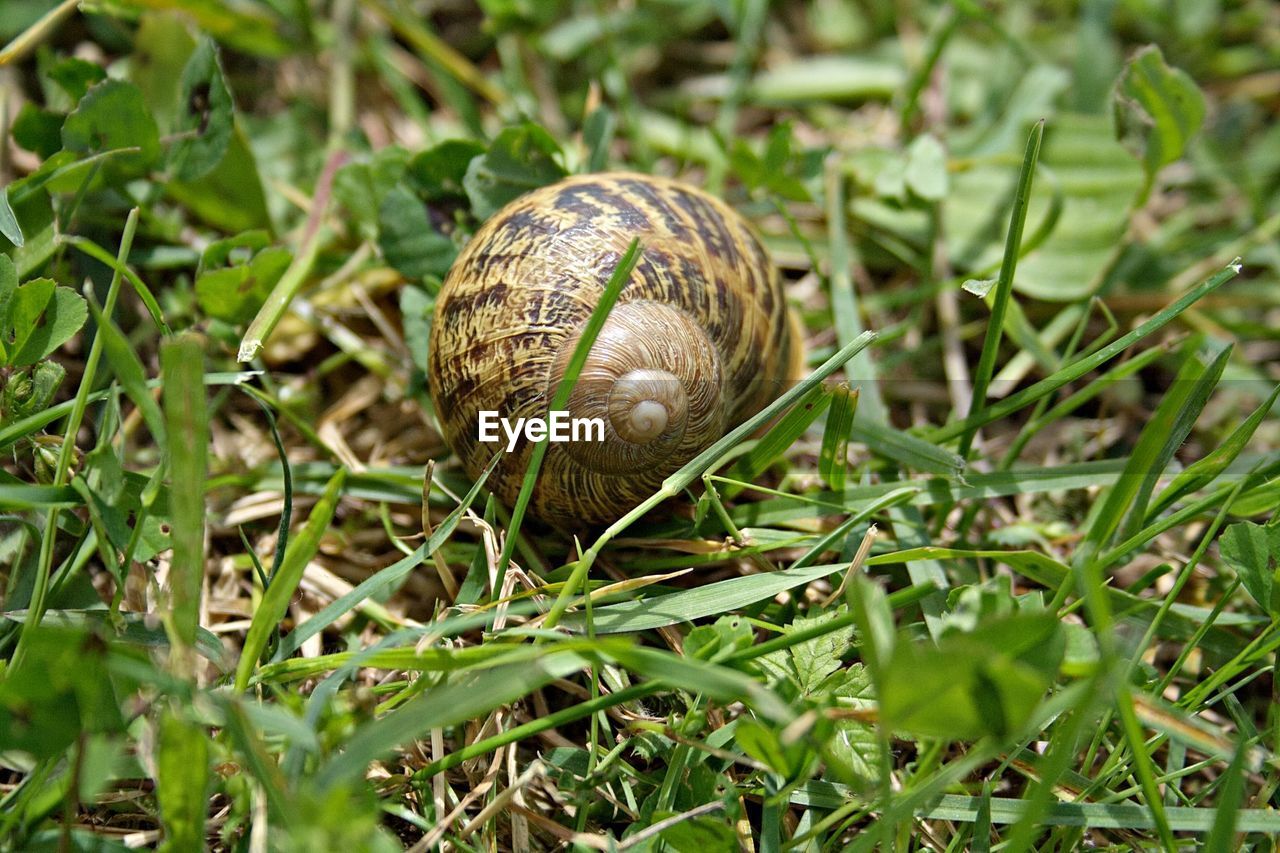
[427,172,799,524]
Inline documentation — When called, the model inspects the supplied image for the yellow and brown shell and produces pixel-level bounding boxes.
[427,172,800,525]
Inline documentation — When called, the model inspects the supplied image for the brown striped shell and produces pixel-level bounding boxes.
[427,172,800,525]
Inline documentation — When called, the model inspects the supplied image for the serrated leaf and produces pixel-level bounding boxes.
[759,610,854,695]
[1113,45,1206,179]
[169,37,235,182]
[463,123,567,220]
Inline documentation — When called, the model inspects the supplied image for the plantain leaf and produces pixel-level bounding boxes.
[1113,45,1206,180]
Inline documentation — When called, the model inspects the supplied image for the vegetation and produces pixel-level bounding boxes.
[1,0,1278,849]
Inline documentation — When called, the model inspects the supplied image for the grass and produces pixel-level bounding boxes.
[1,0,1279,849]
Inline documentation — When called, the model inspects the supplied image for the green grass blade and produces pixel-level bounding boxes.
[314,650,586,790]
[819,384,857,491]
[791,788,1280,832]
[927,259,1242,444]
[87,296,165,445]
[273,451,501,660]
[564,560,937,634]
[156,708,210,852]
[731,382,831,486]
[235,467,347,691]
[1204,745,1248,848]
[1149,383,1280,518]
[959,121,1044,458]
[852,419,965,479]
[160,335,208,664]
[1080,340,1230,561]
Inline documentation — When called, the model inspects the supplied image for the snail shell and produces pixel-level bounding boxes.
[427,172,801,525]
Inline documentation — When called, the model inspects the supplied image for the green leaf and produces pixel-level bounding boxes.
[748,55,903,103]
[156,709,210,853]
[0,625,126,758]
[87,296,165,443]
[162,336,208,656]
[333,147,411,241]
[905,134,948,201]
[583,105,615,174]
[4,275,88,368]
[60,79,162,181]
[1219,522,1280,616]
[731,383,831,486]
[0,185,24,248]
[1113,45,1206,180]
[879,611,1064,741]
[138,0,293,58]
[1,361,66,425]
[129,11,199,134]
[946,113,1144,301]
[0,253,14,344]
[168,37,235,182]
[313,651,585,790]
[658,811,739,850]
[1148,384,1280,518]
[462,123,567,220]
[758,610,853,695]
[735,716,810,778]
[168,125,271,232]
[235,467,347,691]
[399,285,433,370]
[377,186,457,280]
[564,561,846,634]
[407,139,485,200]
[196,229,272,276]
[11,104,64,160]
[1083,340,1229,555]
[195,246,291,324]
[1205,747,1249,849]
[47,56,106,102]
[793,785,1280,833]
[819,384,857,491]
[825,664,882,785]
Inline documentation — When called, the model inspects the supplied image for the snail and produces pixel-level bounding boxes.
[427,172,801,525]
